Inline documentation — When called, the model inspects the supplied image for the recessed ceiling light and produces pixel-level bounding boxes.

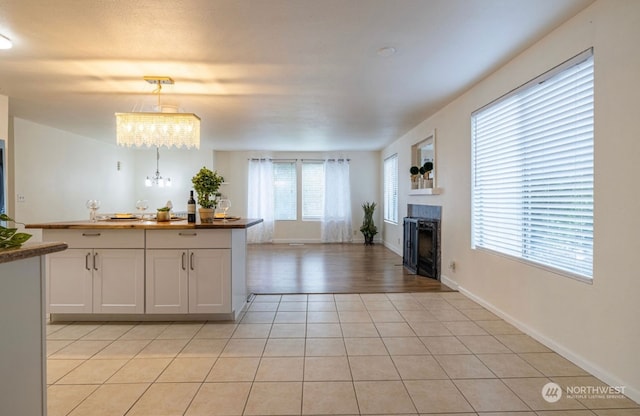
[0,34,13,49]
[377,46,396,57]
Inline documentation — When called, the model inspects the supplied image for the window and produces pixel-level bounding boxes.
[302,162,325,220]
[383,154,398,223]
[273,161,296,220]
[272,160,328,221]
[471,48,594,280]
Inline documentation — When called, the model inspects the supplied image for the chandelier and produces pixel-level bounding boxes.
[116,76,200,149]
[145,147,171,187]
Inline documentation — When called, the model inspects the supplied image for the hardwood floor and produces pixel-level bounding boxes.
[246,243,454,294]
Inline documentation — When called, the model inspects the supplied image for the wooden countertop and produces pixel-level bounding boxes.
[0,242,68,264]
[26,218,263,230]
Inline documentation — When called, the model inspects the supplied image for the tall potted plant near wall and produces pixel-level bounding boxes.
[191,167,224,223]
[360,202,377,245]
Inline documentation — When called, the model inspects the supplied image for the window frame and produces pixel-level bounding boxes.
[272,160,297,221]
[301,161,325,221]
[471,48,594,282]
[383,154,399,224]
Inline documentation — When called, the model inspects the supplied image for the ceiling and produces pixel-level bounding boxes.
[0,0,593,151]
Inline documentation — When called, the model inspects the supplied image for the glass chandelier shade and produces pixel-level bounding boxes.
[116,76,201,149]
[116,112,200,149]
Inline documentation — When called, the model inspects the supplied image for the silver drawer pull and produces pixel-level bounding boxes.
[178,232,197,237]
[82,233,101,237]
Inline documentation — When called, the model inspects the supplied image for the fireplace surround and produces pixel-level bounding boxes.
[403,204,441,280]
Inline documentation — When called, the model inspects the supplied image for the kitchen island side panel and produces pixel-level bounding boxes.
[231,228,248,316]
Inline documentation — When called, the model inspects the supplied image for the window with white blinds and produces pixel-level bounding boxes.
[302,162,325,220]
[471,48,594,280]
[384,154,398,224]
[273,161,297,220]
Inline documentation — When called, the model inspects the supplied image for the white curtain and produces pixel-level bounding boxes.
[247,159,274,243]
[321,159,352,242]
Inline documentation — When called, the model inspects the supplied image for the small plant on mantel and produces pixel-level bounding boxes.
[0,214,32,249]
[360,202,377,245]
[422,161,433,178]
[410,165,420,180]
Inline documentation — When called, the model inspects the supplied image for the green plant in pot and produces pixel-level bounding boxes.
[191,167,224,223]
[422,161,433,178]
[156,206,171,222]
[422,161,434,188]
[0,214,32,249]
[360,202,377,245]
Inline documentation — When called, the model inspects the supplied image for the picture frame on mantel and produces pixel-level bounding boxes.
[410,129,441,195]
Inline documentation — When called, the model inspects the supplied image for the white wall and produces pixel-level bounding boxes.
[215,150,380,243]
[132,147,214,213]
[11,118,218,233]
[12,118,135,239]
[11,119,379,244]
[382,0,640,402]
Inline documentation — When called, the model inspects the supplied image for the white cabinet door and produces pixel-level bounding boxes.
[146,250,189,314]
[188,249,231,314]
[47,249,93,313]
[93,249,145,314]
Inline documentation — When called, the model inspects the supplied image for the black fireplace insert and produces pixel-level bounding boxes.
[403,216,440,280]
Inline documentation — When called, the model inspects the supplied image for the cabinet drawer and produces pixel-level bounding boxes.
[43,229,145,249]
[146,229,231,249]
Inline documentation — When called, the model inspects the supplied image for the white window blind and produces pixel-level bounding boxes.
[302,162,325,220]
[273,161,297,220]
[471,48,594,280]
[384,154,398,223]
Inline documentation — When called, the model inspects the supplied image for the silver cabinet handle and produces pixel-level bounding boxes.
[178,232,197,237]
[181,252,186,271]
[85,252,91,271]
[82,233,101,237]
[190,252,195,271]
[93,252,98,270]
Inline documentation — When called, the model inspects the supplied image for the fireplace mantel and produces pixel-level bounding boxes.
[409,188,442,196]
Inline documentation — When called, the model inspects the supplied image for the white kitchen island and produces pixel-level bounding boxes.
[27,218,262,322]
[0,241,68,416]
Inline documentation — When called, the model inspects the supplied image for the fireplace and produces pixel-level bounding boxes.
[403,205,441,280]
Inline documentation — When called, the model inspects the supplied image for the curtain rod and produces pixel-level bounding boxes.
[248,158,350,162]
[302,158,351,162]
[248,158,297,162]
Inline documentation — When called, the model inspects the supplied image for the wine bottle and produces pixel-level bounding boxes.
[187,191,196,223]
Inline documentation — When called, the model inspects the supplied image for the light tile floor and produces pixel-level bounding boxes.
[46,292,640,416]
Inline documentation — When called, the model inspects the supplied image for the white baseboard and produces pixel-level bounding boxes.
[268,239,381,245]
[383,240,402,256]
[439,274,459,291]
[271,239,322,244]
[458,285,640,404]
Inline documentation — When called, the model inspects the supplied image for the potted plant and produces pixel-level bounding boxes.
[422,161,434,188]
[410,166,420,189]
[191,167,224,223]
[360,202,377,245]
[0,214,32,249]
[156,206,171,222]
